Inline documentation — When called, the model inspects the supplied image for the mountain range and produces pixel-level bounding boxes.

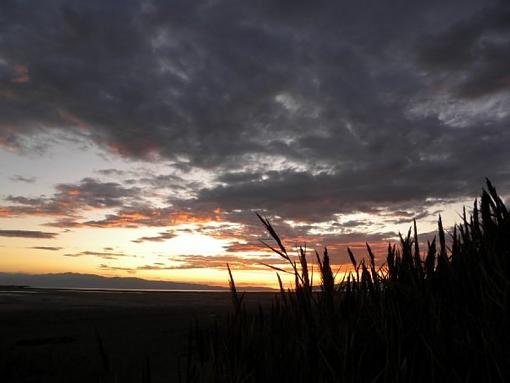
[0,272,232,291]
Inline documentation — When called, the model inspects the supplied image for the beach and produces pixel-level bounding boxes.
[0,288,275,383]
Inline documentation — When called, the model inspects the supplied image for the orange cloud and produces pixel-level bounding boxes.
[66,189,81,196]
[62,208,222,228]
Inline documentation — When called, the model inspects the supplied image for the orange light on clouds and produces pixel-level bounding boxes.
[0,173,469,289]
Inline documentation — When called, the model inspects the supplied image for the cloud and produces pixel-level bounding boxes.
[63,250,133,259]
[95,168,127,177]
[0,0,507,236]
[171,254,287,271]
[55,177,140,209]
[47,206,221,228]
[186,169,486,222]
[132,230,177,243]
[9,175,36,183]
[29,246,62,251]
[1,177,141,218]
[98,254,291,272]
[417,3,510,99]
[0,230,57,239]
[98,264,137,273]
[225,242,267,253]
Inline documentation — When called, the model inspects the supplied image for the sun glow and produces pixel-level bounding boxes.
[166,233,227,255]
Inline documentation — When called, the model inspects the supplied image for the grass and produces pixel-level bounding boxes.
[181,179,510,382]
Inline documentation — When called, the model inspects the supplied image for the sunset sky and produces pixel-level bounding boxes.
[1,0,509,287]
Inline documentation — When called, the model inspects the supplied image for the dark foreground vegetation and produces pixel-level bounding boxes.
[183,180,510,383]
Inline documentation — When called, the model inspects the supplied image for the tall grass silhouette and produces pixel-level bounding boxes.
[181,179,509,382]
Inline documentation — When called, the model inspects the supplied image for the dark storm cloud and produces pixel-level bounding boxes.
[417,3,510,99]
[217,172,266,185]
[0,230,57,238]
[187,164,496,222]
[0,0,508,225]
[56,177,140,208]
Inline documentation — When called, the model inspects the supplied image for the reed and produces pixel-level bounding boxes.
[182,179,510,382]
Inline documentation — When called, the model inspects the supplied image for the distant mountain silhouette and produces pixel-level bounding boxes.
[0,272,230,291]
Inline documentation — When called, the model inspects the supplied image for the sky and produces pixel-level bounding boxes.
[0,0,509,288]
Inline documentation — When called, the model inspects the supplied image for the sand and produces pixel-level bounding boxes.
[0,288,276,383]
